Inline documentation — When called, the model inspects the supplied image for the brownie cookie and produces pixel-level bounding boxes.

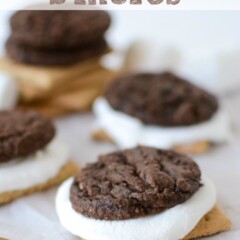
[6,38,108,66]
[0,111,55,163]
[10,10,111,49]
[70,146,201,220]
[105,72,218,127]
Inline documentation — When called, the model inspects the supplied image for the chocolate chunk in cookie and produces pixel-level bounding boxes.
[6,37,108,66]
[9,10,111,49]
[105,72,218,127]
[0,111,55,163]
[70,146,201,220]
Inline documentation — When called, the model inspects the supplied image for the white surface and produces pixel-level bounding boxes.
[94,97,232,149]
[0,93,239,239]
[0,72,18,110]
[0,137,70,192]
[56,176,216,240]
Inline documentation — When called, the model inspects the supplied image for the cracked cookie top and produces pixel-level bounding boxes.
[104,72,218,127]
[70,146,201,220]
[0,111,55,163]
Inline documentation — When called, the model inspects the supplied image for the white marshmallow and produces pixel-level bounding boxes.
[0,137,70,193]
[0,72,18,110]
[56,176,216,240]
[93,97,232,149]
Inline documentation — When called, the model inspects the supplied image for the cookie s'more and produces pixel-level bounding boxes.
[93,72,232,155]
[0,110,78,205]
[56,146,231,239]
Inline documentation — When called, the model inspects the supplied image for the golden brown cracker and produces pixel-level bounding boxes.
[0,161,79,205]
[173,141,211,155]
[19,67,116,102]
[0,56,102,90]
[92,129,210,155]
[92,129,114,143]
[18,103,68,117]
[183,205,232,239]
[18,69,116,116]
[18,84,106,117]
[52,88,100,111]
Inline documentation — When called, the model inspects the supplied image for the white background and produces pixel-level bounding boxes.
[0,11,240,240]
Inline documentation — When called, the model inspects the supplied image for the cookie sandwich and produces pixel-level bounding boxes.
[93,72,232,154]
[0,110,78,205]
[56,146,231,239]
[0,10,115,116]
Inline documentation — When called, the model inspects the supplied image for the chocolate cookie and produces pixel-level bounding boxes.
[70,146,201,220]
[6,38,108,66]
[105,72,218,127]
[10,10,111,49]
[0,111,55,163]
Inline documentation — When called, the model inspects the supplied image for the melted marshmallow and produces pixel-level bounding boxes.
[93,98,232,149]
[56,176,216,240]
[0,137,70,193]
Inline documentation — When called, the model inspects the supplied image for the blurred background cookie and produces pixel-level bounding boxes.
[0,10,115,117]
[93,72,232,155]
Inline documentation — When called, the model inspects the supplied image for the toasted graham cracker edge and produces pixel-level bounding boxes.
[183,205,231,239]
[18,103,69,118]
[173,141,211,155]
[92,129,211,155]
[0,161,79,205]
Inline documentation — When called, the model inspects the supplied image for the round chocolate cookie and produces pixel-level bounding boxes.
[105,72,218,127]
[0,111,55,163]
[6,38,108,66]
[10,10,111,49]
[70,146,201,220]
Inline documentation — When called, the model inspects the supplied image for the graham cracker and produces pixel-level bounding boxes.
[92,129,114,143]
[17,67,117,117]
[0,56,103,90]
[183,205,231,239]
[18,84,107,117]
[173,141,211,155]
[0,161,79,205]
[51,88,100,111]
[92,129,210,155]
[19,67,116,102]
[18,103,69,117]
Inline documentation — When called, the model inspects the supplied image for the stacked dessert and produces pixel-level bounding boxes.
[0,10,115,116]
[93,72,232,155]
[0,110,78,204]
[56,146,231,239]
